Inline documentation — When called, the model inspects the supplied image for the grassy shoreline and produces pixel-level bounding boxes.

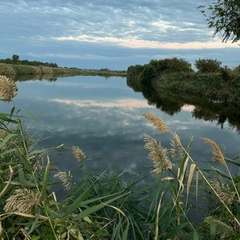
[0,63,127,79]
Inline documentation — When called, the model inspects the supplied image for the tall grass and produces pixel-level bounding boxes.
[0,75,239,239]
[0,75,133,239]
[142,113,240,239]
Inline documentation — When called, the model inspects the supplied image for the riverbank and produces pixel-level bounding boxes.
[127,60,240,106]
[0,63,127,80]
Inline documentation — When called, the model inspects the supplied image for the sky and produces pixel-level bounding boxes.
[0,0,239,70]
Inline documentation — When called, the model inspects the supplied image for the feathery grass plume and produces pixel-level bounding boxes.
[201,138,226,165]
[72,145,86,162]
[0,75,18,101]
[142,113,169,133]
[170,132,184,158]
[0,129,7,141]
[0,129,8,150]
[144,134,173,174]
[211,182,236,205]
[4,188,40,214]
[54,171,73,191]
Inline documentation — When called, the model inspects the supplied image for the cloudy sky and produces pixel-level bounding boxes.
[0,0,239,70]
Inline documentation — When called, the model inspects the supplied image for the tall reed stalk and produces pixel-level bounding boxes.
[143,113,240,239]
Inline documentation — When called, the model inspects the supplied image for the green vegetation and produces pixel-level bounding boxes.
[194,59,222,73]
[0,74,239,239]
[199,0,240,43]
[127,58,240,106]
[0,55,127,79]
[0,54,59,67]
[127,57,240,132]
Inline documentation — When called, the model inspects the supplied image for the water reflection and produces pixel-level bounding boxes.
[127,77,240,132]
[1,75,239,176]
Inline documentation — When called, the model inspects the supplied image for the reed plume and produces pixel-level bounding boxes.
[4,189,40,214]
[54,171,73,191]
[201,138,226,165]
[144,134,173,174]
[142,113,169,133]
[211,181,236,205]
[0,129,7,141]
[0,75,18,101]
[170,132,184,158]
[72,145,86,162]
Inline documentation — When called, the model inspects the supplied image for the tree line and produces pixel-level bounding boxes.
[0,54,59,67]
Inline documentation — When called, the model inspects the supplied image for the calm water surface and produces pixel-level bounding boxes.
[2,76,240,176]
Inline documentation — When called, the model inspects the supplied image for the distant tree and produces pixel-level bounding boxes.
[195,59,222,73]
[12,54,19,64]
[199,0,240,43]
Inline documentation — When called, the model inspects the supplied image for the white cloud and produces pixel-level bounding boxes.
[0,0,239,69]
[53,35,239,49]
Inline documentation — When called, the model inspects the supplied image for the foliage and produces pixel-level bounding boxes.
[199,0,240,43]
[149,58,193,75]
[0,55,59,67]
[233,65,240,73]
[11,55,19,65]
[138,64,157,86]
[126,64,145,91]
[127,58,193,92]
[195,58,222,73]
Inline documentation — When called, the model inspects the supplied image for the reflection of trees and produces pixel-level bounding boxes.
[127,77,240,132]
[151,95,182,116]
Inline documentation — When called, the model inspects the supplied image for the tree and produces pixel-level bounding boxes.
[195,58,222,73]
[150,58,193,75]
[199,0,240,43]
[12,54,19,64]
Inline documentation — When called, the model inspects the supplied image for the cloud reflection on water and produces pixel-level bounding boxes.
[50,97,154,109]
[10,77,240,175]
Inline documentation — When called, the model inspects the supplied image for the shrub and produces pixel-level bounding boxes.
[233,65,240,74]
[195,58,222,73]
[150,58,193,75]
[221,66,234,83]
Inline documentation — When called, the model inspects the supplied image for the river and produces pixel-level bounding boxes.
[1,75,240,177]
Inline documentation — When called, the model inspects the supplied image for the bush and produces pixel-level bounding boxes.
[150,58,193,75]
[233,65,240,74]
[195,58,222,73]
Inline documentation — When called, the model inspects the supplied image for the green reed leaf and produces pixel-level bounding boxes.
[0,113,18,124]
[73,192,129,220]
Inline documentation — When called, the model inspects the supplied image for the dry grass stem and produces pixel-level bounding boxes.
[201,138,226,165]
[4,189,40,214]
[142,113,169,133]
[0,75,18,101]
[170,132,184,158]
[72,145,86,162]
[211,182,236,205]
[144,134,173,174]
[54,171,73,191]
